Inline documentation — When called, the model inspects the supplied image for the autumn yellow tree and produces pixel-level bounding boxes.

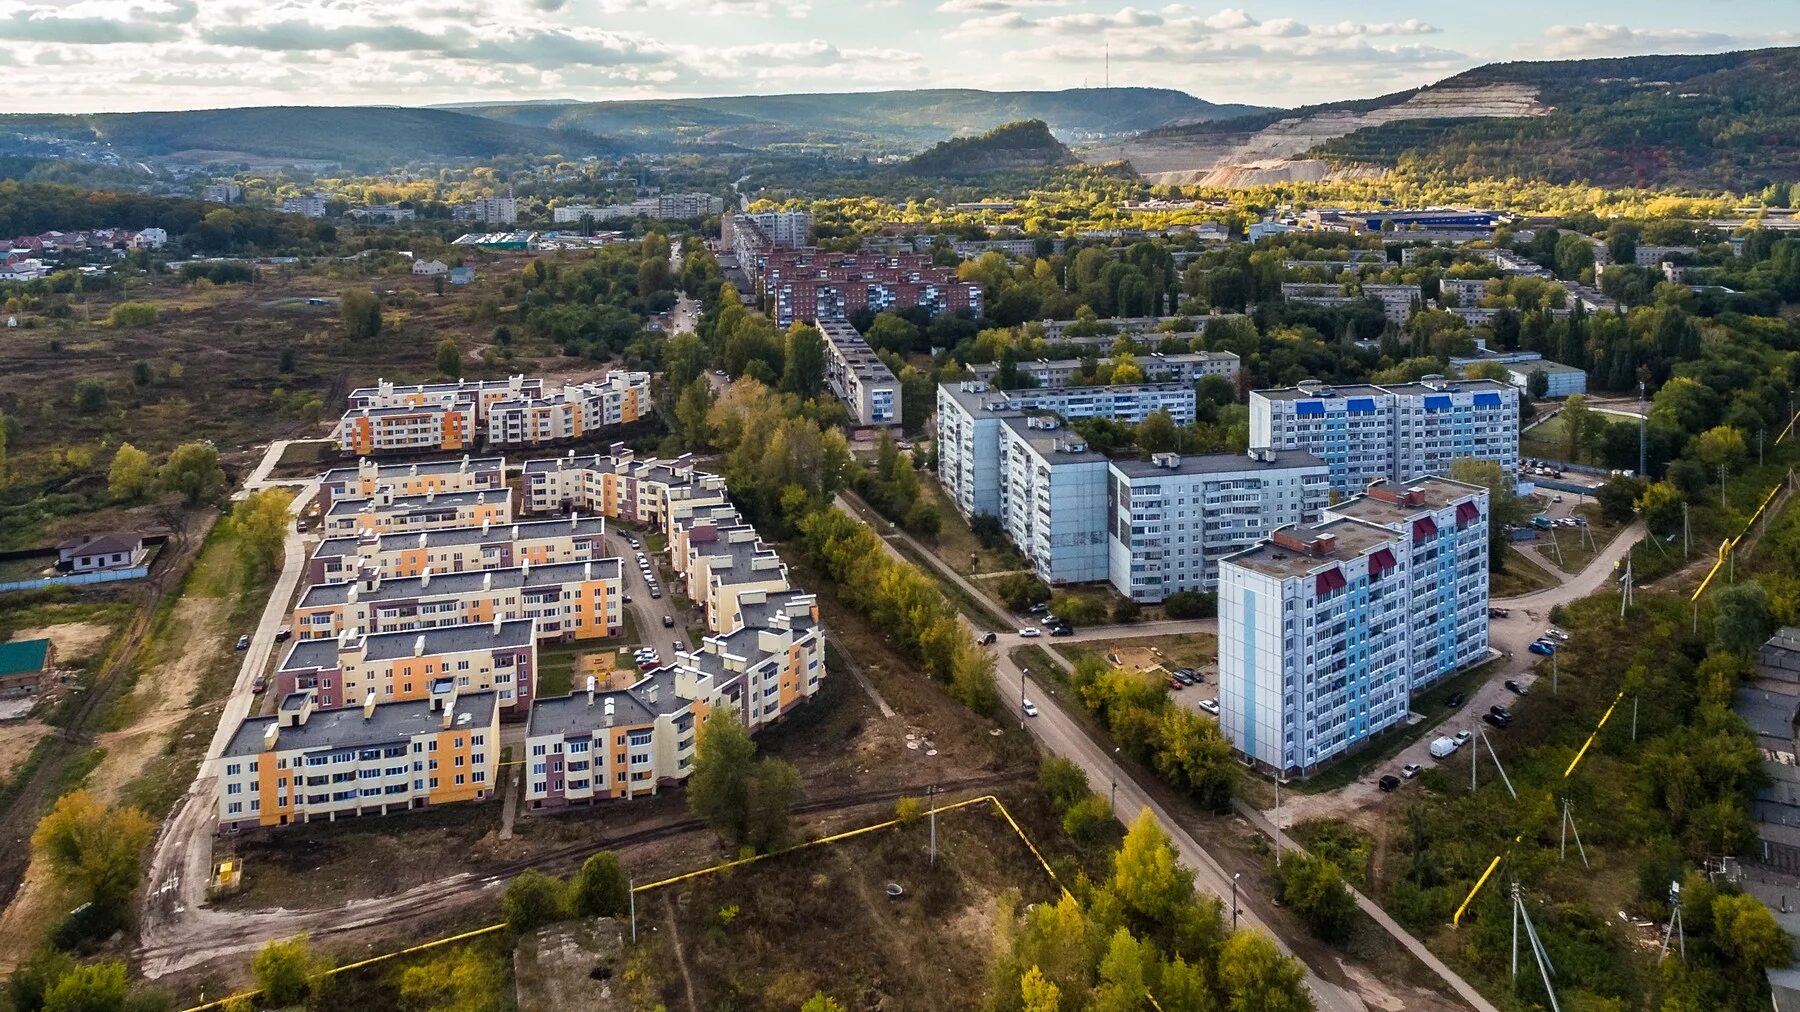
[31,790,153,912]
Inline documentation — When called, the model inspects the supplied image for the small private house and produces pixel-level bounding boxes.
[56,532,147,573]
[449,266,475,286]
[0,639,53,695]
[412,259,449,277]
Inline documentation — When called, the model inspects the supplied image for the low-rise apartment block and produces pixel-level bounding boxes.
[308,516,612,585]
[322,488,512,536]
[274,618,537,714]
[281,193,327,218]
[938,379,1198,519]
[818,321,901,427]
[678,525,792,634]
[525,589,822,810]
[968,350,1239,389]
[215,685,498,831]
[294,558,623,643]
[1217,478,1490,776]
[485,373,650,447]
[335,376,544,455]
[520,448,729,523]
[318,456,505,511]
[1250,379,1518,494]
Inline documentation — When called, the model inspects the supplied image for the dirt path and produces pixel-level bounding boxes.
[662,895,700,1012]
[85,596,223,805]
[9,622,113,664]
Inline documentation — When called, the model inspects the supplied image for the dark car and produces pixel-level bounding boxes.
[662,615,675,628]
[1483,712,1510,729]
[1489,704,1514,722]
[235,634,250,650]
[1049,625,1073,637]
[1378,774,1401,792]
[1444,691,1465,709]
[1504,679,1529,696]
[275,628,292,643]
[1529,640,1555,656]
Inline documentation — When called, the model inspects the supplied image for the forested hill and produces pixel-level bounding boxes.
[0,107,609,167]
[900,120,1076,178]
[1150,47,1800,191]
[458,87,1259,152]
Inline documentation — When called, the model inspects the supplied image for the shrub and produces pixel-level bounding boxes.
[1162,591,1216,619]
[106,302,158,328]
[503,870,570,933]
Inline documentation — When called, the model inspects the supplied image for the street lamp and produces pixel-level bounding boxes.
[1110,777,1117,812]
[1232,873,1241,931]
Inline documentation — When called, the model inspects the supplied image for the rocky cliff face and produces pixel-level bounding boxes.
[902,119,1077,176]
[1082,83,1550,186]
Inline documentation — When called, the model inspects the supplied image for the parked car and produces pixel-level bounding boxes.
[1168,676,1185,691]
[1483,712,1510,729]
[1489,704,1514,722]
[1049,625,1074,637]
[1529,640,1556,656]
[662,615,675,628]
[1546,626,1570,641]
[295,521,308,532]
[1443,691,1465,709]
[1019,627,1041,638]
[235,634,250,650]
[1453,730,1473,747]
[1021,699,1039,718]
[1488,607,1510,619]
[650,588,663,599]
[1028,602,1049,615]
[977,631,997,646]
[274,628,291,643]
[1504,679,1529,695]
[1198,699,1220,716]
[1378,774,1401,792]
[1174,671,1196,686]
[1401,763,1423,779]
[252,677,267,693]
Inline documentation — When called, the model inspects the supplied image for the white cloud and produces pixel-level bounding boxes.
[1538,22,1789,58]
[1201,8,1257,31]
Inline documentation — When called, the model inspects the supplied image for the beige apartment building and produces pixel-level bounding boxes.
[308,516,612,585]
[322,488,513,536]
[273,618,538,715]
[294,558,623,644]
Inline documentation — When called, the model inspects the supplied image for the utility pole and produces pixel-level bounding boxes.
[1560,799,1590,868]
[1659,881,1686,962]
[1552,650,1558,695]
[1682,501,1690,559]
[1720,462,1728,509]
[1274,779,1285,867]
[1760,429,1767,468]
[927,784,937,867]
[1638,380,1647,478]
[1231,874,1241,931]
[629,877,637,942]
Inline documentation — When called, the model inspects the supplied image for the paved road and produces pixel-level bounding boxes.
[139,466,318,972]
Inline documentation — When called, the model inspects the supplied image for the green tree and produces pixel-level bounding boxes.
[1019,966,1061,1012]
[781,323,826,397]
[1635,480,1684,533]
[502,870,570,933]
[800,994,846,1012]
[397,946,506,1012]
[1039,756,1092,813]
[106,302,158,328]
[42,961,129,1012]
[570,851,631,918]
[339,288,382,341]
[687,715,757,844]
[107,443,153,502]
[1111,808,1194,923]
[1151,707,1236,811]
[1449,458,1532,571]
[1711,892,1792,969]
[1559,394,1601,462]
[1093,927,1155,1012]
[1593,474,1647,524]
[1277,854,1356,943]
[1137,411,1179,454]
[745,758,802,852]
[1153,956,1213,1011]
[130,361,152,386]
[157,441,225,505]
[435,338,462,377]
[1527,367,1550,399]
[1217,931,1312,1012]
[31,791,152,912]
[1555,233,1596,279]
[251,934,319,1008]
[1713,583,1773,656]
[1694,426,1747,472]
[74,378,108,414]
[229,489,289,579]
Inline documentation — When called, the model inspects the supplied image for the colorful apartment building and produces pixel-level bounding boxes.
[273,618,537,715]
[322,488,512,536]
[346,375,545,418]
[525,589,822,811]
[333,402,479,455]
[214,685,498,831]
[294,559,623,643]
[318,456,505,511]
[520,447,728,523]
[486,373,650,448]
[677,525,791,634]
[307,516,612,585]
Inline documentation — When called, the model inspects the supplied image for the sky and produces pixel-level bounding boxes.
[1,0,1796,113]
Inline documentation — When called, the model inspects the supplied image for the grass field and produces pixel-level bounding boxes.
[1490,546,1559,598]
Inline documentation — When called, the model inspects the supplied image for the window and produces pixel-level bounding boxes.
[225,763,241,776]
[531,743,546,756]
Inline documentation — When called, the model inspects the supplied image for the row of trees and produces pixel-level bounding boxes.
[1068,656,1236,812]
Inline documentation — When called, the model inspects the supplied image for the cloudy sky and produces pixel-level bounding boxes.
[3,0,1795,113]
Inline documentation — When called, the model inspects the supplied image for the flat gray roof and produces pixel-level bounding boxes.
[1223,517,1399,580]
[1737,687,1800,744]
[1253,383,1389,402]
[326,489,504,517]
[311,517,608,560]
[221,690,498,758]
[299,558,623,607]
[522,453,628,475]
[320,457,504,484]
[1324,477,1485,524]
[1111,448,1323,478]
[278,619,535,671]
[1001,417,1109,464]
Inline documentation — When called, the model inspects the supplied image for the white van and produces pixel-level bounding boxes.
[1428,736,1458,760]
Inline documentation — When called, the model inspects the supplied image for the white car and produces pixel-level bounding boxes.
[1021,699,1040,717]
[1198,699,1220,715]
[1453,730,1473,747]
[1018,627,1041,638]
